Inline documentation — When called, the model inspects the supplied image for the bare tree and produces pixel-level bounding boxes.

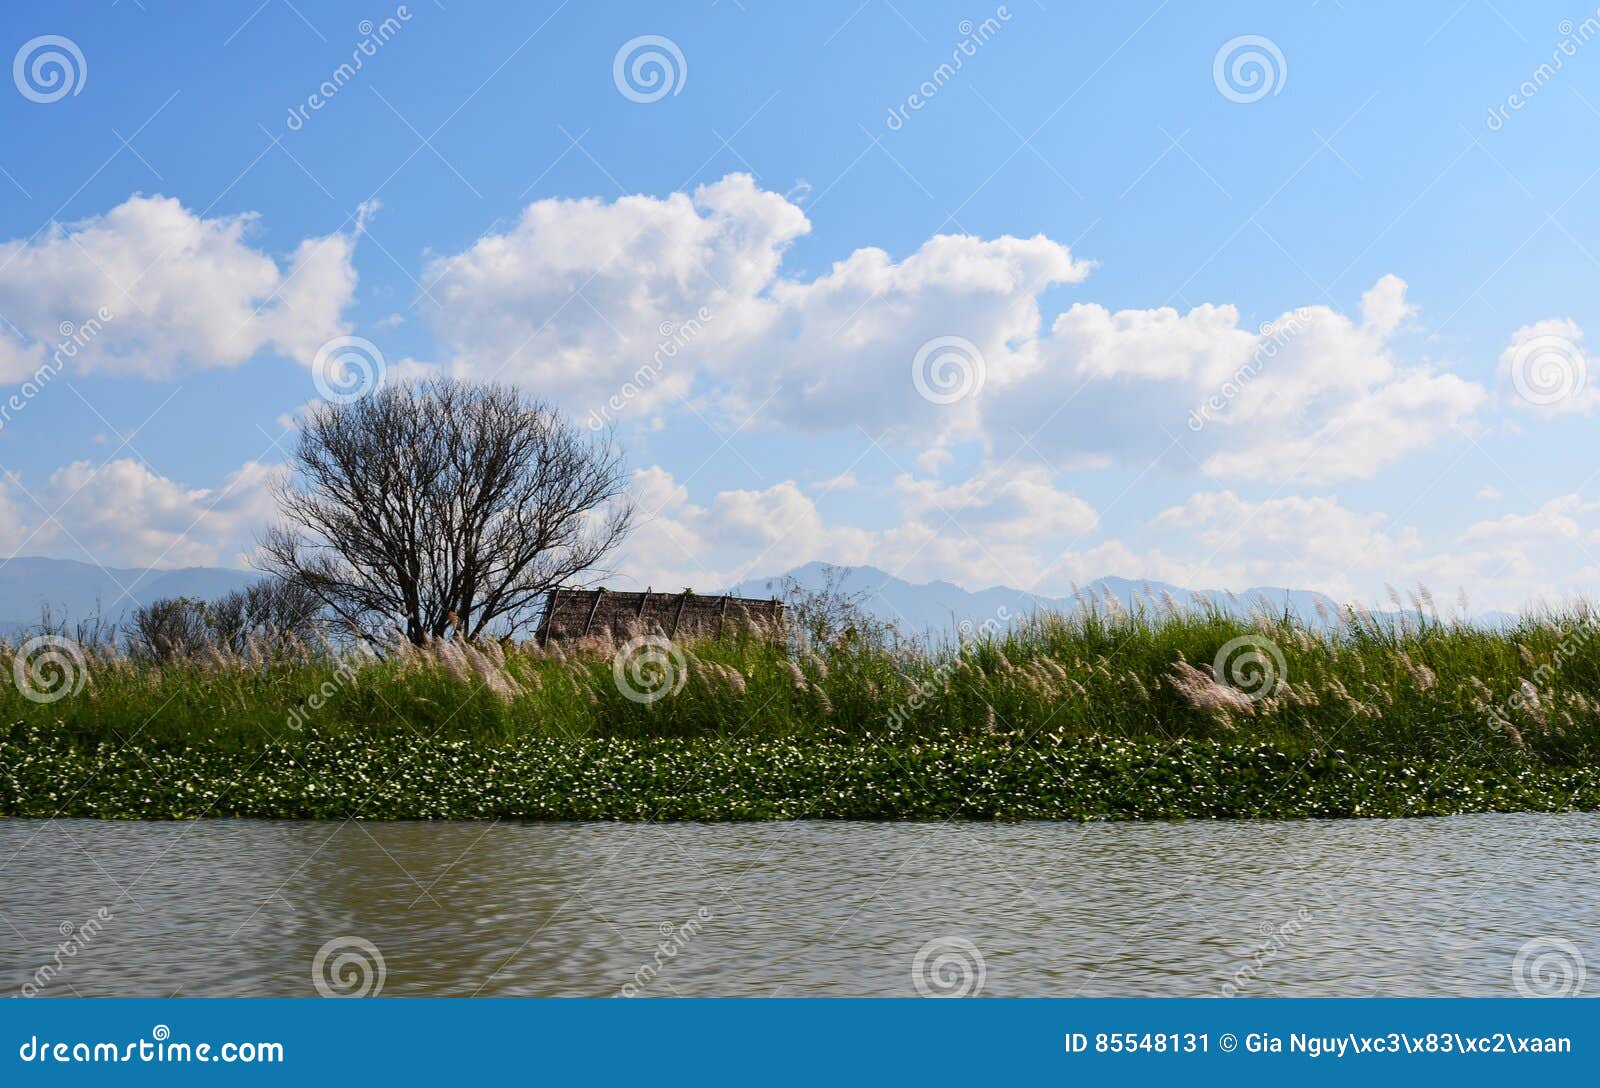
[128,598,209,662]
[260,380,633,644]
[768,564,897,649]
[206,577,327,653]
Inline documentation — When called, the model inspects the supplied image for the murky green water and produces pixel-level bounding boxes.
[1,814,1594,997]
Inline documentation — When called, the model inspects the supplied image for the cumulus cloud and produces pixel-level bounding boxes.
[997,273,1482,483]
[1153,490,1421,587]
[0,194,360,382]
[1496,318,1597,415]
[893,465,1097,538]
[421,174,808,416]
[615,465,873,589]
[418,176,1478,485]
[0,458,280,568]
[420,173,1091,439]
[613,459,1105,593]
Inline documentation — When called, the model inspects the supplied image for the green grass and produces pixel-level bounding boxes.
[4,604,1600,819]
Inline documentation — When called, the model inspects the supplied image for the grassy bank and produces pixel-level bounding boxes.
[3,604,1600,819]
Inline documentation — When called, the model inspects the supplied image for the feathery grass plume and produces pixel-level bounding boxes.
[781,657,808,691]
[1167,659,1257,715]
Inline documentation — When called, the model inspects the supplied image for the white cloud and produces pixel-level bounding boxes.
[420,173,1091,439]
[1496,318,1597,415]
[421,174,808,416]
[1001,274,1482,483]
[894,465,1097,538]
[613,458,1106,595]
[418,175,1477,485]
[1199,368,1485,484]
[1460,494,1600,545]
[0,458,280,568]
[0,194,360,382]
[615,466,873,590]
[1150,489,1425,602]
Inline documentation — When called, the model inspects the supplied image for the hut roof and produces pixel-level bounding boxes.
[534,588,784,644]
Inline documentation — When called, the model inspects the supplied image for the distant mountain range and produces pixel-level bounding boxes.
[0,557,259,635]
[726,561,1519,633]
[0,556,1515,639]
[725,561,1349,634]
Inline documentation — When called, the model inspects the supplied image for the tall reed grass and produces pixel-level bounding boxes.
[5,598,1599,766]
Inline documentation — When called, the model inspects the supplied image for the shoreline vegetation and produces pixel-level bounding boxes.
[4,601,1600,821]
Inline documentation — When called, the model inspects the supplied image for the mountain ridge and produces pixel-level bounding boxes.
[0,556,1516,637]
[724,561,1352,634]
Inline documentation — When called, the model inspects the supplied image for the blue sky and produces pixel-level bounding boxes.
[2,1,1599,611]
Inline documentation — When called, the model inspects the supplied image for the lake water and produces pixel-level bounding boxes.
[1,814,1595,997]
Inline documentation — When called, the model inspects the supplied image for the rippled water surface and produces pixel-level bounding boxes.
[1,815,1595,996]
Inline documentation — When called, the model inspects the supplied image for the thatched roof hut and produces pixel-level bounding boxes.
[534,588,784,644]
